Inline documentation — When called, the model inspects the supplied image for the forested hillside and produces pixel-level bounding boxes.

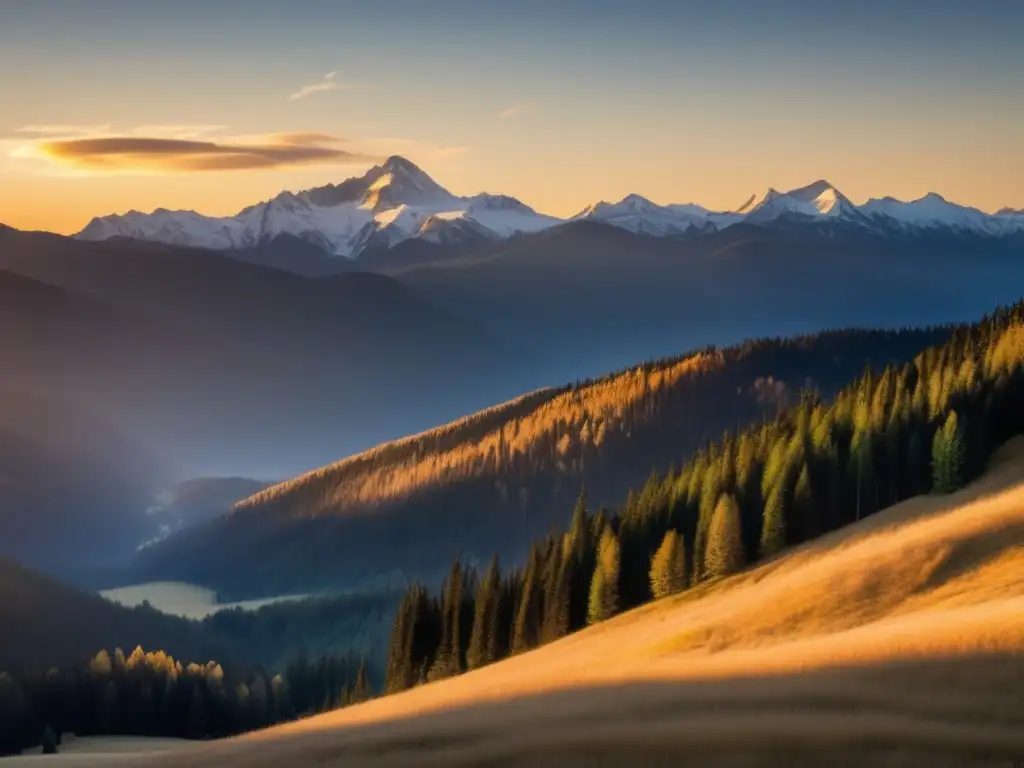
[132,326,950,599]
[0,558,232,671]
[381,299,1024,692]
[0,227,530,478]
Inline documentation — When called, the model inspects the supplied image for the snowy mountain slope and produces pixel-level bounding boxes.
[573,194,716,236]
[859,193,1018,235]
[77,156,561,260]
[77,158,1024,264]
[579,180,1022,237]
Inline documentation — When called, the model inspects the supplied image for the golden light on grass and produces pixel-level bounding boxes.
[30,438,1023,768]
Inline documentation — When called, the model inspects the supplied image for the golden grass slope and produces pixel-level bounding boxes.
[41,438,1024,767]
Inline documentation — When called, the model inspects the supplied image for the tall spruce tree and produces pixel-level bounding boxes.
[587,528,621,624]
[428,559,465,681]
[648,529,686,600]
[760,483,786,558]
[383,589,414,694]
[511,545,544,654]
[466,556,501,670]
[932,410,967,493]
[703,493,745,580]
[542,538,574,642]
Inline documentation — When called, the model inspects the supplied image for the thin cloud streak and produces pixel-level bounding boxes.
[22,132,381,174]
[14,124,112,137]
[499,104,534,120]
[288,71,348,100]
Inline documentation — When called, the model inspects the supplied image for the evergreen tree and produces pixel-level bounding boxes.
[587,528,621,624]
[648,529,686,600]
[760,483,786,558]
[428,559,466,681]
[932,410,967,493]
[848,428,875,521]
[383,589,414,694]
[511,546,543,654]
[542,539,574,642]
[466,555,501,670]
[703,494,745,580]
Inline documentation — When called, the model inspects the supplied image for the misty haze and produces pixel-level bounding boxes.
[1,2,1022,766]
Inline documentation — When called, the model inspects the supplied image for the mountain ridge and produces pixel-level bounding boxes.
[76,158,1024,269]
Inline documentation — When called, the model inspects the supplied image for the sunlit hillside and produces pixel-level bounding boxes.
[127,327,950,599]
[41,437,1024,767]
[238,331,944,519]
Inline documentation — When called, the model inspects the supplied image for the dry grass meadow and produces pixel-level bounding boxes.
[15,438,1024,767]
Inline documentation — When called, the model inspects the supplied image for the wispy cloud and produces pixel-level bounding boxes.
[14,131,381,174]
[13,124,111,137]
[499,104,535,120]
[129,125,227,140]
[289,71,348,100]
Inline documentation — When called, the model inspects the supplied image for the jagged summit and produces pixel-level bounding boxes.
[76,165,1024,261]
[78,156,556,258]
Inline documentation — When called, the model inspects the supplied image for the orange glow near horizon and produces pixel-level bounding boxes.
[3,137,1022,236]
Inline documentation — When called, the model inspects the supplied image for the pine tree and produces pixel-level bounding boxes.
[466,555,500,670]
[648,529,686,600]
[703,493,745,580]
[511,545,543,654]
[428,559,466,681]
[383,589,414,693]
[932,410,966,493]
[848,429,875,521]
[760,483,786,558]
[587,528,620,624]
[542,539,574,642]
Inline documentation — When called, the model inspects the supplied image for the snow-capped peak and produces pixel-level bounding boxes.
[786,180,849,216]
[77,156,563,258]
[736,181,863,225]
[75,164,1024,262]
[575,194,717,236]
[859,192,1004,234]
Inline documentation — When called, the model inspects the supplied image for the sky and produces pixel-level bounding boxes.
[1,0,1022,234]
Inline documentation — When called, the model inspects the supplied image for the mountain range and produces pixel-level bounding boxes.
[77,157,1024,270]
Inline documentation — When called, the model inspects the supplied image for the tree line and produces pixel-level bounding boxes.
[0,646,374,756]
[382,301,1024,693]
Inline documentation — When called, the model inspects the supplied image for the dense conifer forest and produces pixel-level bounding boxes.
[379,300,1024,694]
[135,326,953,598]
[0,646,374,756]
[2,302,1021,754]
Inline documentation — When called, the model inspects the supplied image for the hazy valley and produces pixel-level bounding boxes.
[2,9,1023,760]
